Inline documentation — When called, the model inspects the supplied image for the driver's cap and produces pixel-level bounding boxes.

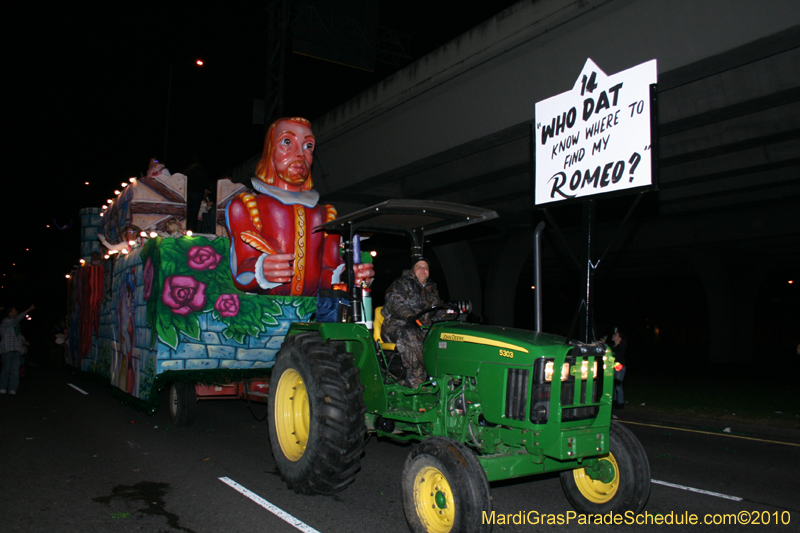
[412,257,430,269]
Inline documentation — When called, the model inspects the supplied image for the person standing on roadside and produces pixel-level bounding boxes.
[1,304,35,395]
[609,329,627,410]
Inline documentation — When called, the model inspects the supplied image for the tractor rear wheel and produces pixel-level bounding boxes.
[402,437,492,533]
[268,332,366,495]
[560,421,650,514]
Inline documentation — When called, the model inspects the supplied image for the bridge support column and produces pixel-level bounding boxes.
[485,228,533,327]
[433,242,483,317]
[689,250,764,364]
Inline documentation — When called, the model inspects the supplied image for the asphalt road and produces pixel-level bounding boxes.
[2,366,799,532]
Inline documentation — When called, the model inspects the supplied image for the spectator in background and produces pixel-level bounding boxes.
[17,334,32,377]
[1,304,35,395]
[184,159,208,232]
[52,325,66,368]
[197,186,216,234]
[609,329,627,410]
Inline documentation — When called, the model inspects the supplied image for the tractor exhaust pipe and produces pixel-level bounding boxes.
[533,221,545,332]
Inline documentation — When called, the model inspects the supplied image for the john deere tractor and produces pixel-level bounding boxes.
[268,200,650,533]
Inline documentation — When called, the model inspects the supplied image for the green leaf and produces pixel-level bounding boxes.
[259,298,282,317]
[260,314,280,327]
[295,297,317,319]
[181,313,202,340]
[157,320,179,350]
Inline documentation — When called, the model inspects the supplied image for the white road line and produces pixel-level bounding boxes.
[67,383,89,395]
[651,479,743,501]
[219,477,322,533]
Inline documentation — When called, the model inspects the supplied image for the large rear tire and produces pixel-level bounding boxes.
[402,437,492,533]
[268,332,366,495]
[560,421,650,514]
[169,381,197,426]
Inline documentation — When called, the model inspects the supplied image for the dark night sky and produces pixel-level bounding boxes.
[3,1,519,328]
[4,2,798,374]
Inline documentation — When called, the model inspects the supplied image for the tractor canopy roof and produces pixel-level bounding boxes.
[316,200,498,244]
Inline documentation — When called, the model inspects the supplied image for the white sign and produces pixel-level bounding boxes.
[534,58,657,206]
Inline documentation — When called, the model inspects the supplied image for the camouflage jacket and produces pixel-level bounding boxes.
[381,269,445,330]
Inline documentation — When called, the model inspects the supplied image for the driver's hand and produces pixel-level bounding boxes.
[406,316,420,327]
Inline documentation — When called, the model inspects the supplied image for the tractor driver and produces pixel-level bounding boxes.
[380,257,452,388]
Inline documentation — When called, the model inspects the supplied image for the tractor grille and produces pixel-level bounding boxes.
[505,368,529,421]
[560,355,602,422]
[529,351,603,424]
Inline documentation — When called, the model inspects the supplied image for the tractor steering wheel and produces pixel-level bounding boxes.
[411,301,472,327]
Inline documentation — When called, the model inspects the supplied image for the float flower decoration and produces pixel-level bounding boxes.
[162,275,207,316]
[143,258,154,301]
[187,245,222,271]
[214,294,240,317]
[140,235,316,350]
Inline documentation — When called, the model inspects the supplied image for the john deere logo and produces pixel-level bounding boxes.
[569,365,580,377]
[438,333,530,353]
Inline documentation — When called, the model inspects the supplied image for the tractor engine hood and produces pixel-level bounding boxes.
[423,322,566,378]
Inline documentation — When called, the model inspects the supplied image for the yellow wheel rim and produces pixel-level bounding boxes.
[572,453,620,504]
[413,465,456,533]
[273,368,309,462]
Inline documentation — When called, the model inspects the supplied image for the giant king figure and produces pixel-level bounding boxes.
[226,117,371,296]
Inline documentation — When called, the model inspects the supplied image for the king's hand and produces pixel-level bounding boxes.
[354,263,375,286]
[262,253,295,283]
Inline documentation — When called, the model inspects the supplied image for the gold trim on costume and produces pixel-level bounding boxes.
[238,193,262,231]
[293,205,307,295]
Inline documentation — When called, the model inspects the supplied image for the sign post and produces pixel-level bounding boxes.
[534,58,658,342]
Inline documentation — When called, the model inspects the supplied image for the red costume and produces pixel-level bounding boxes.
[225,117,371,296]
[225,183,342,296]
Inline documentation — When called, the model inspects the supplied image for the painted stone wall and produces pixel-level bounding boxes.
[79,207,103,261]
[68,234,315,402]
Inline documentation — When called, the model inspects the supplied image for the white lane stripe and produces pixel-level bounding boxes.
[219,477,322,533]
[67,383,89,395]
[651,479,743,501]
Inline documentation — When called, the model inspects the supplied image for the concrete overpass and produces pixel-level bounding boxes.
[234,0,800,363]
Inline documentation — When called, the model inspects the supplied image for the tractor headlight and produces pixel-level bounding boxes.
[544,360,598,381]
[544,361,570,382]
[578,360,599,380]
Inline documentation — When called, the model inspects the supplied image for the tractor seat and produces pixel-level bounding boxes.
[373,307,396,351]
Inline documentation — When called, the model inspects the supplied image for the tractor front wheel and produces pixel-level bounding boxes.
[402,437,491,533]
[268,332,366,495]
[560,421,650,514]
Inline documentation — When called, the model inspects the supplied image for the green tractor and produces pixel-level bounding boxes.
[268,200,650,533]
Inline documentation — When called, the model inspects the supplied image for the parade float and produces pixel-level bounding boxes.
[66,106,652,532]
[65,117,370,423]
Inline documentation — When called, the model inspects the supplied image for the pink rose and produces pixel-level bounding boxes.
[143,258,154,300]
[214,294,240,317]
[187,245,222,271]
[162,275,207,316]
